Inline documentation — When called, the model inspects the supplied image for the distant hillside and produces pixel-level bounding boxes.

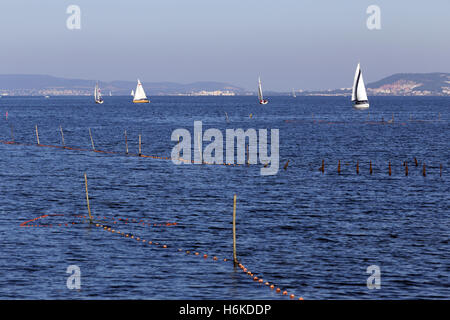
[366,73,450,96]
[301,73,450,96]
[0,75,247,96]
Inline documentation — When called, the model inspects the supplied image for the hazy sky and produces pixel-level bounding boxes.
[0,0,449,91]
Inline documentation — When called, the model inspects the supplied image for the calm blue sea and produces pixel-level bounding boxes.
[0,96,448,299]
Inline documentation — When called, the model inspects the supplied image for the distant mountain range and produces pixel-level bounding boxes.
[0,75,247,96]
[0,73,449,96]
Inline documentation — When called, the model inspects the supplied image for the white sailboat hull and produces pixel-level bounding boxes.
[352,102,369,109]
[259,100,269,105]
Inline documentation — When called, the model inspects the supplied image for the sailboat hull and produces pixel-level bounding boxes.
[352,102,369,109]
[95,100,104,104]
[133,99,150,103]
[259,100,269,105]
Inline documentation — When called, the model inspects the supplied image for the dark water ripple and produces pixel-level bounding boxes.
[0,96,448,299]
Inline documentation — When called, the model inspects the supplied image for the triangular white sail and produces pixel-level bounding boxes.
[131,89,134,96]
[133,79,148,101]
[352,63,368,102]
[258,77,264,101]
[94,83,98,100]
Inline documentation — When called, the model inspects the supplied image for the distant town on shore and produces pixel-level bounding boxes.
[0,73,449,97]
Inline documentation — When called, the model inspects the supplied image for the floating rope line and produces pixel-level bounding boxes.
[20,214,178,229]
[20,214,303,300]
[315,159,443,177]
[285,118,445,125]
[0,139,245,168]
[95,222,304,300]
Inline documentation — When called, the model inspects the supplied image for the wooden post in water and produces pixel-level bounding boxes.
[84,173,93,224]
[60,125,65,148]
[197,133,202,164]
[369,161,373,175]
[414,157,418,167]
[138,134,142,156]
[423,163,426,177]
[283,159,289,170]
[320,159,324,174]
[232,194,237,266]
[124,130,128,154]
[405,161,408,176]
[89,128,95,150]
[388,161,391,176]
[356,161,359,175]
[35,125,40,145]
[338,160,341,174]
[246,145,249,166]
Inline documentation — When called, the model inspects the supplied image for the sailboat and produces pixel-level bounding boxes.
[132,79,150,103]
[292,89,297,98]
[94,82,104,104]
[258,77,268,105]
[351,63,369,109]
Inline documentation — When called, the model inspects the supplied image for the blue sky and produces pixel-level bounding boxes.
[0,0,449,91]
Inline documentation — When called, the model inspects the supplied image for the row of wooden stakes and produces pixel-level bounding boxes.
[318,159,443,177]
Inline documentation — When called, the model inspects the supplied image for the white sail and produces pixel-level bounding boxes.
[131,89,134,96]
[352,63,368,102]
[94,82,102,100]
[292,89,296,98]
[258,77,263,101]
[133,79,148,101]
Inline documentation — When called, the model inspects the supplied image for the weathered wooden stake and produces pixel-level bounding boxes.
[246,145,249,166]
[232,194,237,266]
[197,133,202,164]
[405,161,408,176]
[283,159,289,170]
[414,157,418,167]
[356,161,359,175]
[139,134,142,156]
[369,161,373,175]
[320,159,324,173]
[423,163,426,177]
[60,125,65,147]
[389,161,391,176]
[89,128,95,150]
[84,173,93,224]
[124,130,128,154]
[338,160,341,174]
[35,125,40,145]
